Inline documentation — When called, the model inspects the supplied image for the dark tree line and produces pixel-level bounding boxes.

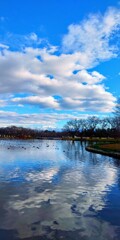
[62,116,119,138]
[62,98,120,139]
[0,126,62,139]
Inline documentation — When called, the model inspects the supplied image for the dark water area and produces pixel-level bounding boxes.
[0,140,120,240]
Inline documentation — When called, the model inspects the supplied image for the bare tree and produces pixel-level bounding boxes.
[63,119,81,138]
[86,116,99,135]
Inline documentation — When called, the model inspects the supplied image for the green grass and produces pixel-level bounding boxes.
[91,142,120,153]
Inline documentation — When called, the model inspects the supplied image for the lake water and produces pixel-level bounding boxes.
[0,140,120,240]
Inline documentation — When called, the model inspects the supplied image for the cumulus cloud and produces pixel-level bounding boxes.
[72,69,105,84]
[0,45,116,113]
[12,96,59,109]
[0,7,120,127]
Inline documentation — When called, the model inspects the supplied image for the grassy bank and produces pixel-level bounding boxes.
[93,143,120,153]
[86,141,120,159]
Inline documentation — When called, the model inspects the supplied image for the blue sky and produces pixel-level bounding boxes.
[0,0,120,129]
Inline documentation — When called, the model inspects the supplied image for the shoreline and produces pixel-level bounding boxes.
[0,137,120,159]
[86,146,120,159]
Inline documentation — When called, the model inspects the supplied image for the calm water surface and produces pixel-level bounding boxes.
[0,140,120,240]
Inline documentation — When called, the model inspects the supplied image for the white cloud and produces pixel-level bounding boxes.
[0,32,48,50]
[0,7,119,127]
[12,96,59,109]
[0,46,116,113]
[25,32,43,45]
[28,33,39,42]
[73,69,105,84]
[62,7,120,67]
[0,110,101,129]
[0,152,117,239]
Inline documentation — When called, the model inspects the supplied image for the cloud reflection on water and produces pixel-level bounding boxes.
[0,140,120,240]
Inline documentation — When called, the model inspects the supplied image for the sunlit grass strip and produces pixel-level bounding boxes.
[99,143,120,152]
[86,142,120,159]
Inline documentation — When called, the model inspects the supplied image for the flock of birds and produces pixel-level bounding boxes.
[6,142,62,151]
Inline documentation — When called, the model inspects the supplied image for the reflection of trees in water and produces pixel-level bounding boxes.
[113,159,120,190]
[117,172,120,191]
[88,151,104,165]
[61,140,105,165]
[61,140,87,161]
